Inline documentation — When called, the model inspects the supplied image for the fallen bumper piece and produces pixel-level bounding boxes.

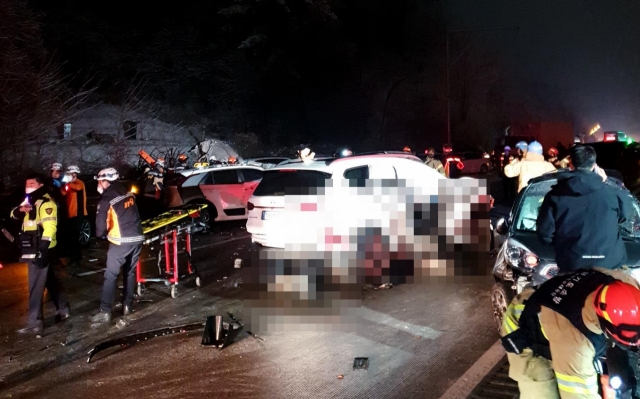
[87,321,205,363]
[201,315,243,348]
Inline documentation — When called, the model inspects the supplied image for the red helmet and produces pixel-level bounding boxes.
[403,146,411,153]
[548,147,559,156]
[594,281,640,347]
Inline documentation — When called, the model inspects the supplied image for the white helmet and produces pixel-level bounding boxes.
[156,158,165,168]
[51,163,63,171]
[95,167,119,181]
[66,165,81,174]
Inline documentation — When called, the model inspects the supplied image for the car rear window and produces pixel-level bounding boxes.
[253,170,331,196]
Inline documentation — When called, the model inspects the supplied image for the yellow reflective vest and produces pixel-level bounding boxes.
[10,193,57,249]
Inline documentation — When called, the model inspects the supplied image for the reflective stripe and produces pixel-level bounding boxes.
[24,220,37,227]
[41,217,57,223]
[555,372,598,395]
[600,285,612,323]
[108,235,145,244]
[502,304,525,334]
[110,194,133,206]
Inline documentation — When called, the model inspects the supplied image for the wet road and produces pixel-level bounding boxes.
[0,174,502,399]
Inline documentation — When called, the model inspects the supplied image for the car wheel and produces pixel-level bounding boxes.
[491,282,514,333]
[79,218,91,247]
[190,201,216,230]
[480,164,489,174]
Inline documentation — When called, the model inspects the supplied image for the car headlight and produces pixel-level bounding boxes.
[505,239,539,269]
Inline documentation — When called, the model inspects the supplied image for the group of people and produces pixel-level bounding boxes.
[502,144,640,398]
[12,165,144,337]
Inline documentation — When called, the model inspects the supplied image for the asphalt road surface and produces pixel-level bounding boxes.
[0,173,503,399]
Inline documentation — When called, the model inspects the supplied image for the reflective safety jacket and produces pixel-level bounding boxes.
[62,179,87,218]
[502,270,617,398]
[10,192,57,249]
[95,181,144,245]
[424,157,445,176]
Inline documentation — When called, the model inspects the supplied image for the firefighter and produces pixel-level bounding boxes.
[12,173,70,337]
[148,159,165,200]
[505,141,556,193]
[547,147,560,165]
[91,168,144,324]
[424,147,445,176]
[175,154,189,170]
[60,165,87,266]
[403,146,412,154]
[49,163,63,188]
[501,269,640,399]
[227,156,238,165]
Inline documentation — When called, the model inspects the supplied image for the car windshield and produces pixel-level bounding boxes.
[514,178,640,238]
[253,170,331,196]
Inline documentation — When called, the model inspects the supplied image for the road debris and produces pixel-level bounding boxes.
[353,357,369,370]
[201,315,242,349]
[337,375,344,380]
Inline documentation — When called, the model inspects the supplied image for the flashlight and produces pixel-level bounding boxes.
[609,375,622,399]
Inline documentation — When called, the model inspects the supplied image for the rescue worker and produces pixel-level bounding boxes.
[149,159,165,200]
[227,156,238,165]
[501,269,640,399]
[403,146,412,154]
[91,168,144,324]
[537,145,630,274]
[547,147,559,165]
[49,163,63,188]
[504,141,556,193]
[175,154,189,170]
[60,165,87,266]
[515,141,528,160]
[12,174,70,337]
[424,147,445,176]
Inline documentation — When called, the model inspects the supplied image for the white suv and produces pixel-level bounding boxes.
[246,152,446,248]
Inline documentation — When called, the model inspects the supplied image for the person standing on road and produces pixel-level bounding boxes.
[60,165,87,267]
[12,173,70,337]
[91,168,145,325]
[537,145,632,274]
[424,147,445,176]
[501,269,640,399]
[504,141,556,193]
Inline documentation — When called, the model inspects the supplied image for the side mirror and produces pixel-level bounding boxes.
[496,218,509,236]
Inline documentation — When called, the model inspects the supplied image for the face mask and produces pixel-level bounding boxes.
[62,174,73,183]
[97,183,104,194]
[25,187,36,194]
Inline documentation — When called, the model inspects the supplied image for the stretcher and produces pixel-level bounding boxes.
[136,204,208,299]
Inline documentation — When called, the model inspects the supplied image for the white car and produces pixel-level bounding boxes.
[246,152,446,248]
[453,151,491,174]
[162,164,265,224]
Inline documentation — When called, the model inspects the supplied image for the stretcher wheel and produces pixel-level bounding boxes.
[171,286,178,298]
[195,276,201,287]
[137,284,146,297]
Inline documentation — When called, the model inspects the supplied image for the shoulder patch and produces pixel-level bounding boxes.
[45,208,53,215]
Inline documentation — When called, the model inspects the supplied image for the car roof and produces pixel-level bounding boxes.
[526,169,626,191]
[179,164,264,177]
[271,152,423,173]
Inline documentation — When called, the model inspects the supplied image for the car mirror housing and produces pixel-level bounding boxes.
[496,218,509,236]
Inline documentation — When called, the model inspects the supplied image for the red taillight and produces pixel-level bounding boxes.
[604,136,616,142]
[247,202,255,211]
[301,203,317,212]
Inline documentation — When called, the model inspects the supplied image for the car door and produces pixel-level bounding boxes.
[199,169,245,219]
[463,152,480,173]
[238,168,263,205]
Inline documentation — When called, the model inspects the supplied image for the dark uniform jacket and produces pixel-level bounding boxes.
[96,181,144,245]
[537,170,633,272]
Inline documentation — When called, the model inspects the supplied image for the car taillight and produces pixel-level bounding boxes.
[247,202,255,211]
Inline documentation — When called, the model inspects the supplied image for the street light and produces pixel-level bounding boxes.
[446,26,519,146]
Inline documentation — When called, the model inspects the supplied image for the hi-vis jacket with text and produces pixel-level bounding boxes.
[95,181,144,245]
[10,191,57,249]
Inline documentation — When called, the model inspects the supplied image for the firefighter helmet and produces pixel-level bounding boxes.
[66,165,81,174]
[528,141,543,155]
[515,141,528,151]
[51,163,63,171]
[403,146,412,153]
[156,158,166,168]
[594,281,640,347]
[503,146,511,152]
[95,168,120,181]
[548,147,559,157]
[228,156,237,164]
[178,154,188,163]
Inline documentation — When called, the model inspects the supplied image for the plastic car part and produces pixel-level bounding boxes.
[201,315,243,348]
[86,321,206,363]
[353,357,369,370]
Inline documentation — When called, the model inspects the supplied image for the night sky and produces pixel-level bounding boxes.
[14,0,640,148]
[448,0,640,136]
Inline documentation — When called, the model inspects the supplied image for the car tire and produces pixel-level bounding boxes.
[480,164,489,174]
[491,282,514,333]
[79,218,92,247]
[189,200,217,230]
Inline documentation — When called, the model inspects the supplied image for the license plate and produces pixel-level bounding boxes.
[262,211,278,221]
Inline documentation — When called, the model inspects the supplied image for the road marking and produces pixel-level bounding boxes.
[141,235,250,263]
[359,307,442,340]
[76,268,106,277]
[437,339,506,399]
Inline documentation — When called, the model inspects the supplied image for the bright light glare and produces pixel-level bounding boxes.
[610,375,622,390]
